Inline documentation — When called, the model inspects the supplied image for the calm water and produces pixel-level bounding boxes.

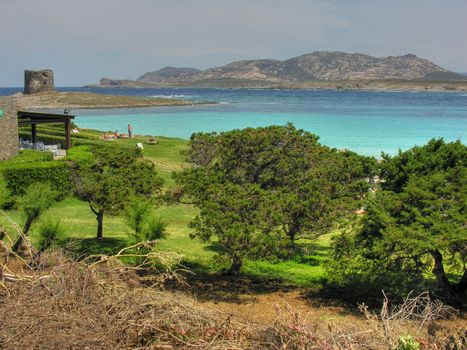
[2,87,466,156]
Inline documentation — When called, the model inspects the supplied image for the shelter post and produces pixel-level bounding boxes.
[31,123,37,144]
[65,119,71,149]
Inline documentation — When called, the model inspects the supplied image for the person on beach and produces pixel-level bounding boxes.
[128,124,133,138]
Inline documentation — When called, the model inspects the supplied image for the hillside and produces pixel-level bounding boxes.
[137,66,201,82]
[174,52,449,82]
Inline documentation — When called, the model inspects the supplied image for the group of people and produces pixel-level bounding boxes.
[100,124,134,141]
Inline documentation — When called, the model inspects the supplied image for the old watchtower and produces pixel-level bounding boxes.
[24,69,55,94]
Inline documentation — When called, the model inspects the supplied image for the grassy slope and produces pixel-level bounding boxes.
[1,129,332,286]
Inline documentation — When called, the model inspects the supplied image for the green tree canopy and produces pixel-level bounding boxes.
[12,183,59,252]
[177,124,374,274]
[331,139,466,305]
[72,145,163,239]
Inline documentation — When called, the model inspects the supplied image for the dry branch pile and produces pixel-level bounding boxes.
[0,252,256,349]
[0,220,465,349]
[1,252,465,350]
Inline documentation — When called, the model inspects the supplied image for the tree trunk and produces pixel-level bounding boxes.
[12,217,33,253]
[431,250,467,302]
[431,250,452,292]
[96,210,104,240]
[287,223,300,245]
[228,255,243,275]
[455,270,467,296]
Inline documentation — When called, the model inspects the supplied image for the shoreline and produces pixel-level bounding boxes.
[89,79,467,93]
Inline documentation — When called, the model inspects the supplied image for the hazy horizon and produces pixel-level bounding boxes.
[1,0,466,87]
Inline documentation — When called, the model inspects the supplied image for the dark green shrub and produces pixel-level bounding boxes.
[1,160,71,196]
[0,175,10,208]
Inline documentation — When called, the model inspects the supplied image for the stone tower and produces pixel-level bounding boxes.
[24,69,55,94]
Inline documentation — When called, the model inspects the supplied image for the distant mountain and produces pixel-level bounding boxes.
[133,52,453,84]
[137,67,201,82]
[95,52,467,91]
[182,52,449,82]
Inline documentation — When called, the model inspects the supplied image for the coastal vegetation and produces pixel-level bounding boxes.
[330,140,466,306]
[1,123,465,348]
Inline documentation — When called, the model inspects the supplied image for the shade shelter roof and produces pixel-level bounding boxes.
[17,110,75,149]
[17,110,75,124]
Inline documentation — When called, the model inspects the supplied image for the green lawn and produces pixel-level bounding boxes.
[0,196,335,286]
[0,128,335,287]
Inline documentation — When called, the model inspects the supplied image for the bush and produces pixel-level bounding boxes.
[36,216,64,252]
[64,145,94,164]
[126,197,153,238]
[125,197,168,243]
[0,175,10,209]
[1,161,71,197]
[0,150,54,165]
[144,217,168,240]
[396,336,420,350]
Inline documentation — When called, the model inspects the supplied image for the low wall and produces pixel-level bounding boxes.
[0,98,19,160]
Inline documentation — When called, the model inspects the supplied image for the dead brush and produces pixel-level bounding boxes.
[0,216,259,349]
[0,249,262,349]
[0,210,465,349]
[263,303,376,350]
[358,291,460,349]
[259,292,464,350]
[265,303,321,349]
[82,240,190,286]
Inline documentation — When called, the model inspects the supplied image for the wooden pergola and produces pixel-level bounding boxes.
[17,110,75,149]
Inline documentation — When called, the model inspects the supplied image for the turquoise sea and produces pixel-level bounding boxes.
[2,87,466,156]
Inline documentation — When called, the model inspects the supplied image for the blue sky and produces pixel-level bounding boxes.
[1,0,466,86]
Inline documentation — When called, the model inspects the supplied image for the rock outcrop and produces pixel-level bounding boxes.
[24,69,55,94]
